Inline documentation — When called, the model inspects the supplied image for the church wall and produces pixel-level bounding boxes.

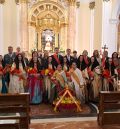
[3,0,18,54]
[77,3,91,55]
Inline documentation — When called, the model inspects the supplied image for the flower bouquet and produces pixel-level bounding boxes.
[10,68,26,81]
[0,66,4,75]
[53,84,82,112]
[41,68,54,77]
[27,67,37,74]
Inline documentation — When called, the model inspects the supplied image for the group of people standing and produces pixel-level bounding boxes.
[0,46,120,104]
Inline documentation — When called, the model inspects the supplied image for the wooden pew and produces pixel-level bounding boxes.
[98,91,120,125]
[0,93,30,129]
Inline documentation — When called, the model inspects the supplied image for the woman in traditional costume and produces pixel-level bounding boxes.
[42,56,54,103]
[28,53,43,104]
[69,62,85,103]
[0,55,8,93]
[88,56,102,101]
[93,50,101,66]
[51,64,67,101]
[9,53,26,93]
[63,56,69,72]
[111,57,120,91]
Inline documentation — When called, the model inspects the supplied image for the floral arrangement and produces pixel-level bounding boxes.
[27,67,37,74]
[53,85,82,112]
[87,67,94,78]
[10,68,21,75]
[0,66,4,75]
[41,68,54,76]
[10,68,25,81]
[0,65,11,75]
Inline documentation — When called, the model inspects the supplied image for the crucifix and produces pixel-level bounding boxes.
[102,44,108,52]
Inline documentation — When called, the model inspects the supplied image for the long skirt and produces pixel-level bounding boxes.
[92,74,102,99]
[28,75,42,104]
[9,75,24,93]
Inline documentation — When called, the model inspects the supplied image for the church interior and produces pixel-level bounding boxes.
[0,0,120,129]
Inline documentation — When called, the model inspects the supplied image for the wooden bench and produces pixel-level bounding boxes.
[0,93,30,129]
[98,91,120,125]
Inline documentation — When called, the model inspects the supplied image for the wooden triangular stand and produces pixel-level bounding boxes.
[54,84,82,112]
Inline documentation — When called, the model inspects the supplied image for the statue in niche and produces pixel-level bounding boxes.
[45,35,52,51]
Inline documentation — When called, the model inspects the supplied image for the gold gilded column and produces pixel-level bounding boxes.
[0,0,5,4]
[38,31,42,50]
[55,32,58,47]
[67,0,76,51]
[19,0,29,51]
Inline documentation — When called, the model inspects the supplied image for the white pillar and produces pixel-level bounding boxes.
[75,4,80,53]
[0,4,3,54]
[109,19,118,53]
[28,25,36,52]
[16,4,21,47]
[89,2,95,56]
[67,1,76,51]
[20,0,28,51]
[102,0,114,56]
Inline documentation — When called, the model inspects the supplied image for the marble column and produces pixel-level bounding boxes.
[16,2,21,47]
[94,0,102,50]
[0,0,5,54]
[102,0,117,56]
[109,18,118,54]
[89,2,95,56]
[38,31,41,50]
[75,0,80,53]
[60,24,68,52]
[28,25,36,52]
[19,0,28,52]
[67,0,76,51]
[117,22,120,53]
[55,32,58,47]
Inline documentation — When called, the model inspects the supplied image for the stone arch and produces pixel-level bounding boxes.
[28,0,68,52]
[28,0,68,26]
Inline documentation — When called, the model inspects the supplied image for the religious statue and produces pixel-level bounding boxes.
[45,35,52,51]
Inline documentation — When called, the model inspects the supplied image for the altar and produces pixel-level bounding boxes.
[28,0,76,52]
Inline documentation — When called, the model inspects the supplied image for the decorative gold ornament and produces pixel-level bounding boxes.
[68,0,76,6]
[89,2,95,10]
[15,0,19,4]
[76,1,80,8]
[103,0,110,2]
[19,0,28,3]
[0,0,5,4]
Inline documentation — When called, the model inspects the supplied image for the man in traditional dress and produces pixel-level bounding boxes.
[52,47,63,70]
[69,62,85,103]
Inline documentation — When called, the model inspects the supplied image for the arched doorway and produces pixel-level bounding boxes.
[28,1,68,52]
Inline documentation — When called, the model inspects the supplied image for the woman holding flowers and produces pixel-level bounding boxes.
[42,56,54,103]
[9,53,26,93]
[0,55,8,93]
[28,52,43,104]
[51,64,67,102]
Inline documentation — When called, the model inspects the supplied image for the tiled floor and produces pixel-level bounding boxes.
[30,117,120,129]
